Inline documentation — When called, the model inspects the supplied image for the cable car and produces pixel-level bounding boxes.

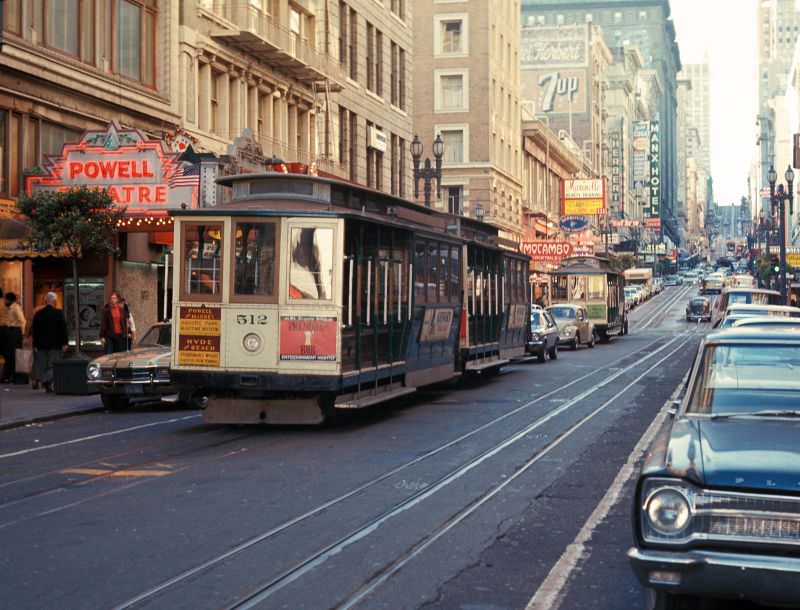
[169,171,529,424]
[550,256,628,340]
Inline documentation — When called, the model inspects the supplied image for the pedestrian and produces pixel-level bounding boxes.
[30,292,68,392]
[99,291,134,354]
[2,292,26,383]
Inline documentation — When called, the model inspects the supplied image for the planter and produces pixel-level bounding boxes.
[53,357,96,395]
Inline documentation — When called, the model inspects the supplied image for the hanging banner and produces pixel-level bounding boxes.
[26,121,200,215]
[563,178,606,216]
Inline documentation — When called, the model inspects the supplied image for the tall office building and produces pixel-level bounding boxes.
[758,0,800,112]
[521,0,682,248]
[412,0,524,241]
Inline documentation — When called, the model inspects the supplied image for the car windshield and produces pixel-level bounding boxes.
[138,325,171,348]
[686,344,800,416]
[531,312,542,327]
[549,307,575,319]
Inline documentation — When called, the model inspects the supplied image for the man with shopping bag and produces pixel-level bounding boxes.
[30,292,68,392]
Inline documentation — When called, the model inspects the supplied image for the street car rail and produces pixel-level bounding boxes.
[112,332,692,610]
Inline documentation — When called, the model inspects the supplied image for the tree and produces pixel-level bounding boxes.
[17,187,124,355]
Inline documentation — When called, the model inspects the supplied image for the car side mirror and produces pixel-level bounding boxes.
[667,399,681,418]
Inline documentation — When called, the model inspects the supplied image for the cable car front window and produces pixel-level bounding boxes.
[234,222,277,298]
[289,227,334,300]
[183,223,223,298]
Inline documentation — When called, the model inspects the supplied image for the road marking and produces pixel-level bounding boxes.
[0,414,201,460]
[524,370,691,610]
[61,468,172,478]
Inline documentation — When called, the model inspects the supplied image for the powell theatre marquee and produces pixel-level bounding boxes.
[19,122,200,349]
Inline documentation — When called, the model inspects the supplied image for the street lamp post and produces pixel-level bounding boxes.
[411,134,444,208]
[767,165,794,303]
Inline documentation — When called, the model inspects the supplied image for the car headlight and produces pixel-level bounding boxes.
[645,488,691,535]
[531,332,541,341]
[243,332,262,353]
[563,325,577,334]
[87,363,101,380]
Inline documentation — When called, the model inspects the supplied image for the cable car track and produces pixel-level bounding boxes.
[112,332,696,610]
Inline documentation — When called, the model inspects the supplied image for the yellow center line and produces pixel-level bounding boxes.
[61,468,172,478]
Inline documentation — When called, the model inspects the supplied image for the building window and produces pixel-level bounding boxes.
[440,129,464,163]
[349,112,358,182]
[210,70,221,134]
[42,0,95,63]
[585,13,593,23]
[536,15,545,26]
[115,0,156,86]
[447,186,463,215]
[339,2,348,65]
[4,1,23,34]
[442,20,462,53]
[390,0,404,20]
[349,8,358,80]
[435,70,468,112]
[375,29,383,96]
[390,41,398,105]
[556,14,564,25]
[613,11,622,23]
[339,106,348,166]
[639,10,648,21]
[398,48,406,110]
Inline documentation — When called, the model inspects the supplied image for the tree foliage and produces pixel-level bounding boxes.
[16,187,123,257]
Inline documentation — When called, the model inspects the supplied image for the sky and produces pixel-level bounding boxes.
[670,0,758,206]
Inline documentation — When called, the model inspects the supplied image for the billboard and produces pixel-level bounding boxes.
[521,26,588,68]
[632,122,650,189]
[522,69,588,115]
[563,178,606,216]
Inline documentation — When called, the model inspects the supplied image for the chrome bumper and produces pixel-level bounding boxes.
[628,547,800,605]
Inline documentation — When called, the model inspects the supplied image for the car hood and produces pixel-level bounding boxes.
[90,346,170,368]
[646,417,800,493]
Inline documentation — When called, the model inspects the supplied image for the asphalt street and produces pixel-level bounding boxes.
[0,285,715,610]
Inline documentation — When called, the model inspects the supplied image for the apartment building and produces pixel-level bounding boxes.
[412,0,524,241]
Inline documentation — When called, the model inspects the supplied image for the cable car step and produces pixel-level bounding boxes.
[334,386,417,410]
[465,358,510,372]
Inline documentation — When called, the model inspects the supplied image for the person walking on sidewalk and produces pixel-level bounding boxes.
[99,291,134,354]
[2,292,26,383]
[31,292,68,392]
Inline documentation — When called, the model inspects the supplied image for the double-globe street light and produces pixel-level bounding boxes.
[411,134,444,208]
[767,165,794,302]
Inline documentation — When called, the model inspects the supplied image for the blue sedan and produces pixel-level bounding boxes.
[628,328,800,609]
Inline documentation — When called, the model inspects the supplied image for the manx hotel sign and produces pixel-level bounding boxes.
[26,122,199,215]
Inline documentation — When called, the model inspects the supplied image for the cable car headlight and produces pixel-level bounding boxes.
[243,333,262,353]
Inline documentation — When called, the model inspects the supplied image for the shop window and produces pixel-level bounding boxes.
[182,223,223,299]
[289,227,334,300]
[115,0,156,86]
[233,221,277,301]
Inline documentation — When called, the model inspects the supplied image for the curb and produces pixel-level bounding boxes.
[0,405,105,431]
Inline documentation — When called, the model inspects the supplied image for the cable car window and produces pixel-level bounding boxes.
[428,243,439,302]
[233,222,277,297]
[289,227,334,300]
[449,246,460,299]
[182,223,223,298]
[587,275,605,300]
[414,242,426,301]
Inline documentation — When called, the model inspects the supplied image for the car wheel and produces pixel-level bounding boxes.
[571,338,578,351]
[622,320,629,335]
[549,343,558,360]
[101,394,130,410]
[644,588,700,610]
[537,350,546,363]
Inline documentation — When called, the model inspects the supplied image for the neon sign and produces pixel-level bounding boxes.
[26,122,198,216]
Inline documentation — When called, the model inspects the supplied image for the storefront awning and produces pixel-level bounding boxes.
[0,239,65,260]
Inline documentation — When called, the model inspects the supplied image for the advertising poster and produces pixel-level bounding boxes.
[177,306,222,367]
[632,122,650,188]
[563,179,606,216]
[419,308,455,342]
[279,316,337,361]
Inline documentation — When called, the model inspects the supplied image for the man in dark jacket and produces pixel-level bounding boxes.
[31,292,68,392]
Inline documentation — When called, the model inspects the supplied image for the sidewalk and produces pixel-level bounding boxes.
[0,384,103,430]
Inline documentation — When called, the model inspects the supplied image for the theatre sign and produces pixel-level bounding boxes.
[26,122,198,215]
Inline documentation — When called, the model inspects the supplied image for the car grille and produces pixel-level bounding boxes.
[97,367,169,383]
[641,478,800,547]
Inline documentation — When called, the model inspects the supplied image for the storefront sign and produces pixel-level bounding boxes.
[177,306,222,367]
[563,179,606,216]
[572,244,595,257]
[610,127,624,218]
[26,122,199,215]
[559,215,589,233]
[632,122,650,189]
[787,253,800,268]
[279,316,337,361]
[520,241,573,262]
[420,308,455,342]
[648,121,661,219]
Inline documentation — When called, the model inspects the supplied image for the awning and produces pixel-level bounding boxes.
[0,239,65,260]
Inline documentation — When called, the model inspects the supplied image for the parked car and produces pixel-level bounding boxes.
[685,296,711,322]
[546,304,597,350]
[625,287,640,307]
[628,328,800,608]
[87,322,204,410]
[719,303,800,328]
[526,307,559,362]
[732,316,800,329]
[663,275,681,287]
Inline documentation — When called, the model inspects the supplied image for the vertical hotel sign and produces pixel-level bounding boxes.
[648,121,661,222]
[610,126,623,218]
[25,121,199,214]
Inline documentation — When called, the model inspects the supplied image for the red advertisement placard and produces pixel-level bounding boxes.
[279,316,337,362]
